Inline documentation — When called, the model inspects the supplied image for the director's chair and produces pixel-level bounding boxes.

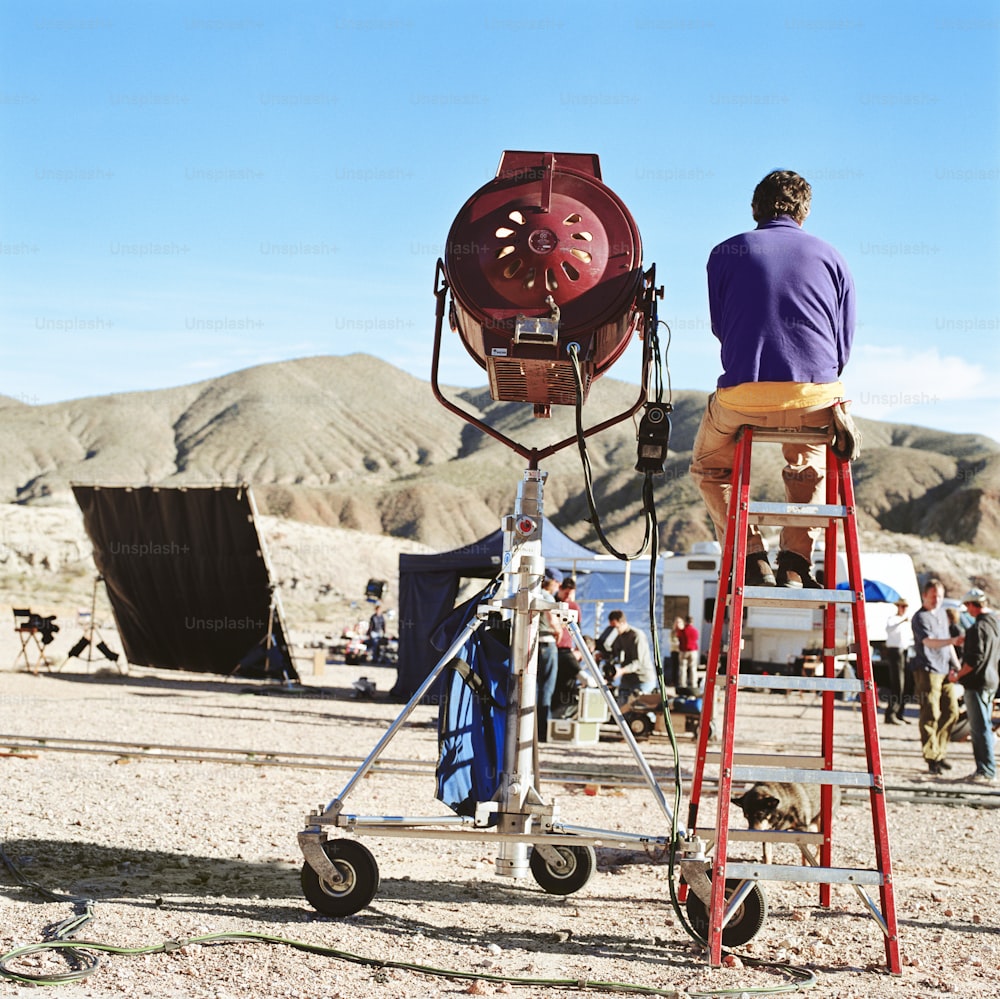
[12,608,53,674]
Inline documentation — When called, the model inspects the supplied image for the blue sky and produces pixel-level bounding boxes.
[2,2,998,439]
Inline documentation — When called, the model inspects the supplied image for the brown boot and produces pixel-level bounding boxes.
[744,551,776,587]
[776,550,822,589]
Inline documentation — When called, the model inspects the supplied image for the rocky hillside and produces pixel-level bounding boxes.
[4,352,999,568]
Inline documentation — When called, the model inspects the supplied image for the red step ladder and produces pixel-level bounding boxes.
[686,424,901,973]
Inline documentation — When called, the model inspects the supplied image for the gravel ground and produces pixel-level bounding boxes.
[1,657,998,999]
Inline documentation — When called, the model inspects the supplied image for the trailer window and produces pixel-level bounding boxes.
[663,596,689,624]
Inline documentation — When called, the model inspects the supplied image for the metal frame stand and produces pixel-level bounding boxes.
[298,257,742,929]
[298,467,692,901]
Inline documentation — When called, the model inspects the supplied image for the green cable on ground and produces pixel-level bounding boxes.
[2,833,818,995]
[0,929,815,995]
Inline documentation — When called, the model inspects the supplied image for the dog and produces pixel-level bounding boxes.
[731,781,841,863]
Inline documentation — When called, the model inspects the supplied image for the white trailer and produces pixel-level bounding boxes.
[658,544,920,672]
[659,542,722,658]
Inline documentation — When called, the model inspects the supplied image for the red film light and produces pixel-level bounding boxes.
[444,151,644,410]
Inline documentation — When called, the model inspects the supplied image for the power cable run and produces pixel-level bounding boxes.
[1,843,817,994]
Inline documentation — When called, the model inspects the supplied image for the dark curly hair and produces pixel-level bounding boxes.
[751,170,812,224]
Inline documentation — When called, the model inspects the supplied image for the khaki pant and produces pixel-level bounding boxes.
[677,649,699,690]
[912,670,961,763]
[689,393,833,558]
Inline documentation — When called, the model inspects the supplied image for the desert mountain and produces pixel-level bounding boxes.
[5,354,1000,566]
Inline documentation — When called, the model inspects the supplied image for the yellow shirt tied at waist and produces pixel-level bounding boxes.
[716,380,844,413]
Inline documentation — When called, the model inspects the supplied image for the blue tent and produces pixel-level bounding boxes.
[392,519,661,700]
[571,556,660,640]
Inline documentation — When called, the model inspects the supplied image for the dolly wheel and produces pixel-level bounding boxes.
[685,876,768,947]
[626,712,654,738]
[529,844,596,895]
[301,839,380,917]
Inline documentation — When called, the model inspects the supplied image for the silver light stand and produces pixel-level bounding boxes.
[297,463,694,907]
[297,261,733,916]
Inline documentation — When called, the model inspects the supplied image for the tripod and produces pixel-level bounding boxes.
[63,576,121,673]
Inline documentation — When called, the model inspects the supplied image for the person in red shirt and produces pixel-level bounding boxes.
[675,616,700,694]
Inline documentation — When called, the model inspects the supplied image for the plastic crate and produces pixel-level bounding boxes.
[547,719,602,744]
[577,687,610,723]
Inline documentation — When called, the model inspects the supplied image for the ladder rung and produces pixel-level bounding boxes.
[750,515,840,528]
[724,862,884,886]
[744,428,832,446]
[704,752,826,768]
[747,501,847,527]
[731,766,875,788]
[733,674,863,693]
[739,586,855,607]
[694,828,825,845]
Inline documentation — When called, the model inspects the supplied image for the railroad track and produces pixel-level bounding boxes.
[1,734,996,806]
[0,734,671,787]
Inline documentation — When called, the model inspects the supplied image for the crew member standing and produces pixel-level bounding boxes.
[910,578,963,775]
[953,588,999,784]
[367,603,386,662]
[535,568,562,741]
[553,577,583,719]
[884,598,912,724]
[676,616,700,694]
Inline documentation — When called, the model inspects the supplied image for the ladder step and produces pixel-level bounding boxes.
[731,766,875,788]
[694,828,825,846]
[744,428,832,446]
[739,586,855,607]
[704,752,826,768]
[724,862,884,886]
[747,501,847,527]
[732,673,863,694]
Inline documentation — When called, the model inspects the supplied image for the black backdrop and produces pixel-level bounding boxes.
[72,485,297,681]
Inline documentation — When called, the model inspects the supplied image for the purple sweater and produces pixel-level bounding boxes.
[706,216,855,388]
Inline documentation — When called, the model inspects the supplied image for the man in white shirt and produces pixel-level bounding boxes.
[884,598,912,724]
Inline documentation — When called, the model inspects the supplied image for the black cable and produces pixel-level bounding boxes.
[568,344,654,562]
[657,318,673,405]
[565,328,697,941]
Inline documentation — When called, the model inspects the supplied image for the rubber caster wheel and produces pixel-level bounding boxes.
[685,877,768,947]
[301,839,380,917]
[626,712,654,739]
[529,843,596,895]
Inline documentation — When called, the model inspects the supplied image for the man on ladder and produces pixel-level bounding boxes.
[690,169,857,584]
[684,169,900,975]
